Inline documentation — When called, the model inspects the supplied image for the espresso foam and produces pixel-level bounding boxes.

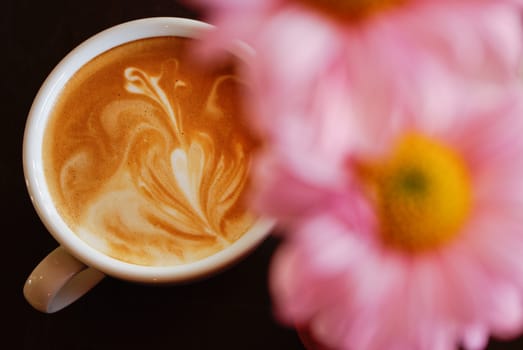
[43,37,257,266]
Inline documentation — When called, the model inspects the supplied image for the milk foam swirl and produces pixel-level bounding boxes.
[53,54,255,266]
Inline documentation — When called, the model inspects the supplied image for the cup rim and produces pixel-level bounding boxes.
[23,17,275,283]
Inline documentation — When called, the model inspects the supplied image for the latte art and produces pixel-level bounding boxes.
[44,37,257,266]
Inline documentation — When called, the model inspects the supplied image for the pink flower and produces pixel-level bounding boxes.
[189,0,523,144]
[187,0,523,202]
[186,1,523,349]
[266,89,523,350]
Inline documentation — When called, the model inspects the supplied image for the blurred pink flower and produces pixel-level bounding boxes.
[189,0,523,132]
[188,0,523,198]
[186,1,523,349]
[266,89,523,350]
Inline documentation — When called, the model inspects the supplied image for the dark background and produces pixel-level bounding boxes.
[3,1,523,349]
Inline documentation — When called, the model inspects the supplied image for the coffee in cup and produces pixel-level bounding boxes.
[23,17,274,313]
[44,36,256,266]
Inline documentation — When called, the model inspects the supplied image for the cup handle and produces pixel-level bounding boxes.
[23,246,106,313]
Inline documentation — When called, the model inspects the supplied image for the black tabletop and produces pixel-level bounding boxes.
[4,1,523,349]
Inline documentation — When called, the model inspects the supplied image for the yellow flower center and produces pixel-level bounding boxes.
[361,133,472,253]
[297,0,407,22]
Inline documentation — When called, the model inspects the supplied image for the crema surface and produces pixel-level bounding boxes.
[43,37,257,266]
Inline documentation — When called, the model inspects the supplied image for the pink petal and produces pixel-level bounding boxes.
[462,325,489,350]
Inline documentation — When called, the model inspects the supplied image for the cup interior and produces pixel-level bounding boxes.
[23,17,274,283]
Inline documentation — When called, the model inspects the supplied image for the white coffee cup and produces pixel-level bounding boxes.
[23,17,274,313]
